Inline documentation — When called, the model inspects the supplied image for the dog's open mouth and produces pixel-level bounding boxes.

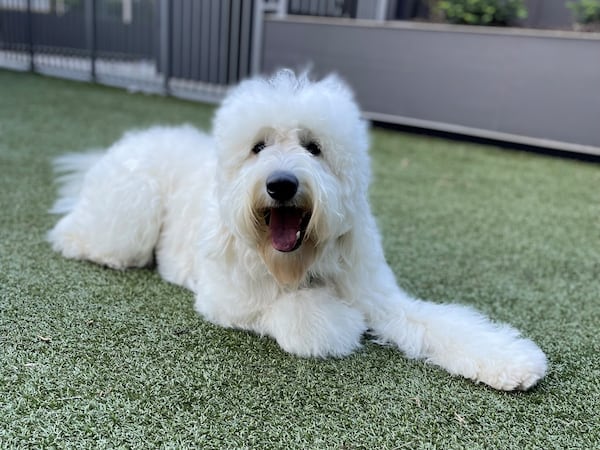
[264,207,311,252]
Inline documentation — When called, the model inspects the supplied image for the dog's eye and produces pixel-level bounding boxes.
[252,141,266,154]
[304,141,321,156]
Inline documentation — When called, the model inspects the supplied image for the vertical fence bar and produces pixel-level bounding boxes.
[209,0,220,83]
[228,0,240,83]
[217,0,230,85]
[26,0,34,71]
[160,0,172,94]
[190,0,200,81]
[85,0,97,81]
[181,0,192,79]
[250,0,263,76]
[200,0,210,81]
[238,0,252,78]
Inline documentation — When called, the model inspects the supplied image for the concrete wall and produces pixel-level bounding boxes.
[522,0,574,29]
[262,16,600,153]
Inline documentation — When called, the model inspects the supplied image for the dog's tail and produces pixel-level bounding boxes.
[49,151,105,214]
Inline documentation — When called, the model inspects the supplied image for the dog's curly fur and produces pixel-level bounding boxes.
[48,70,547,390]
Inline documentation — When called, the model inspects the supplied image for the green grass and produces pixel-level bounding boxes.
[1,69,599,449]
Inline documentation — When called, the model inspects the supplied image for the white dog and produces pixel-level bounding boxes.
[48,70,547,390]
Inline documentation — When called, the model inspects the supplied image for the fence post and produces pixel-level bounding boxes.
[375,0,389,21]
[357,0,388,20]
[85,0,97,81]
[251,0,285,76]
[26,0,34,71]
[159,0,172,94]
[275,0,287,18]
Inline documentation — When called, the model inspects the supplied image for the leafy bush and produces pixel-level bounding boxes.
[567,0,600,24]
[437,0,528,26]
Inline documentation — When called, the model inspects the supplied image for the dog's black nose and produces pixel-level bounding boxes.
[266,171,299,202]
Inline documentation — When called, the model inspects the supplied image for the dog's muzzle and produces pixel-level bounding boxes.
[263,171,311,253]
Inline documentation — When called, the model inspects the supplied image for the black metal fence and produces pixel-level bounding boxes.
[0,0,258,102]
[163,0,255,85]
[287,0,358,17]
[0,1,154,57]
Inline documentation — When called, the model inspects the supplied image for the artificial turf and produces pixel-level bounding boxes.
[1,69,599,449]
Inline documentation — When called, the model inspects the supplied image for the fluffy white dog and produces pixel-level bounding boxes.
[48,70,547,390]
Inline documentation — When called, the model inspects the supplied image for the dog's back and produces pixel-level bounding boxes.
[48,124,215,278]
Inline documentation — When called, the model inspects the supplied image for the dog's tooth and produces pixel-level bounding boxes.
[296,231,301,240]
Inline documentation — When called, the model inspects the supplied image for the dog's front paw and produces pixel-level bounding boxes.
[394,301,548,391]
[471,336,547,391]
[265,289,366,358]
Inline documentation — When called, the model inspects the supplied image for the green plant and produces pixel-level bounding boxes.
[567,0,600,24]
[437,0,527,26]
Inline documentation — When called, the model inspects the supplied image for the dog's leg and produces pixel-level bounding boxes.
[259,287,366,358]
[48,153,163,269]
[356,264,547,390]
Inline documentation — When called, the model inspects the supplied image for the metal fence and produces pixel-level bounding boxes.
[287,0,358,17]
[0,0,266,102]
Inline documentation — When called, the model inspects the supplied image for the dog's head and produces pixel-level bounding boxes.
[213,70,370,287]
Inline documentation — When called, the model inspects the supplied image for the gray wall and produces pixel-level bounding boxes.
[522,0,574,29]
[262,16,600,152]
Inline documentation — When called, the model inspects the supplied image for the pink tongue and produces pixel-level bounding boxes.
[269,207,303,252]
